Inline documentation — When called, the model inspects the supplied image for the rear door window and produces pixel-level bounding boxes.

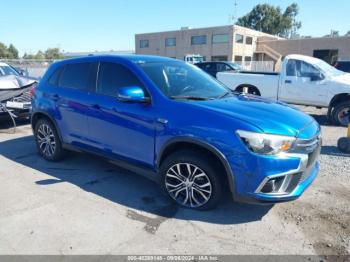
[96,62,144,97]
[59,62,95,91]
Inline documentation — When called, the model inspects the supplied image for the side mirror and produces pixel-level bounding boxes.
[310,73,324,82]
[117,86,150,103]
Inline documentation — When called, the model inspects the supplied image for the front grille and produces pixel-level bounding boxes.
[296,134,322,182]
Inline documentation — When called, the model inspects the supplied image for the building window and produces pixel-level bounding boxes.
[165,38,176,47]
[245,56,252,62]
[234,56,243,62]
[246,36,253,45]
[140,40,149,48]
[211,56,228,62]
[235,34,244,43]
[191,35,207,45]
[212,34,229,44]
[245,56,252,66]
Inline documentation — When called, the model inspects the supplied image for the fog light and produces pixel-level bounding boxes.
[261,176,285,193]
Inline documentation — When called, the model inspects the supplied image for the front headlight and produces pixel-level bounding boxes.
[236,130,296,155]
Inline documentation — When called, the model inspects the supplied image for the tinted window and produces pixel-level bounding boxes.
[140,61,228,99]
[48,66,64,86]
[216,63,231,72]
[203,63,216,72]
[59,62,93,90]
[96,62,143,97]
[191,35,207,45]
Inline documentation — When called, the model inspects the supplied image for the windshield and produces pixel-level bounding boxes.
[314,59,344,76]
[139,61,229,99]
[0,65,20,76]
[227,62,242,71]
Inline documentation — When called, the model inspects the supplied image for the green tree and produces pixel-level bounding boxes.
[44,48,63,60]
[0,42,10,58]
[7,44,19,59]
[236,3,301,38]
[34,50,45,60]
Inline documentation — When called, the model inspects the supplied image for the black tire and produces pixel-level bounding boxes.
[160,150,224,210]
[337,137,350,153]
[34,118,65,161]
[236,85,261,96]
[332,101,350,126]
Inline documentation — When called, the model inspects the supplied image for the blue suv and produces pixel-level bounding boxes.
[31,55,321,210]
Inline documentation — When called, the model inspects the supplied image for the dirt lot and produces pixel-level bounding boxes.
[0,107,349,256]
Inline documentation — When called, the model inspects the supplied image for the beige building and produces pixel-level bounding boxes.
[257,36,350,64]
[135,25,278,63]
[136,24,350,70]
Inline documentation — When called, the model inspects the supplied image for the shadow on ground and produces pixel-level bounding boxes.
[321,145,350,157]
[0,135,273,225]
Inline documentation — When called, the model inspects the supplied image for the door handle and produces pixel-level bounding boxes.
[285,80,292,84]
[51,94,60,101]
[91,104,101,110]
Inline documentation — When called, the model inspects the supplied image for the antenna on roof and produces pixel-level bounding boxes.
[228,0,238,24]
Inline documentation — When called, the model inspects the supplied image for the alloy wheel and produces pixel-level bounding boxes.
[165,163,212,208]
[337,107,350,126]
[36,124,56,157]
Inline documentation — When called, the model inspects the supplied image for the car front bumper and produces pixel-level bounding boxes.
[228,134,321,204]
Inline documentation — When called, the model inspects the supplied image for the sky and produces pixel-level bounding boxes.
[1,0,349,55]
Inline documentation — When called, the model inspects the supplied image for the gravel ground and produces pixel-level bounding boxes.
[0,107,349,257]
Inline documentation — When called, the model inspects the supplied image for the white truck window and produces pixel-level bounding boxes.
[299,61,319,78]
[286,60,298,76]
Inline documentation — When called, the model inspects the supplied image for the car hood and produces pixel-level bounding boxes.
[0,75,36,90]
[330,73,350,86]
[196,95,319,138]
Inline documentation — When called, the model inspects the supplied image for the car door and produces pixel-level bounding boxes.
[87,61,156,167]
[52,62,97,145]
[279,59,327,106]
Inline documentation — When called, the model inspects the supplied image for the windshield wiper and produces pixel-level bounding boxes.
[217,90,240,99]
[170,96,212,101]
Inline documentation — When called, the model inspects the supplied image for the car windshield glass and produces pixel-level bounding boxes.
[314,59,343,76]
[227,62,242,71]
[0,66,19,76]
[139,61,229,99]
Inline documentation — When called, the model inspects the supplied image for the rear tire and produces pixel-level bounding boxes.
[160,150,223,210]
[332,101,350,126]
[34,118,65,161]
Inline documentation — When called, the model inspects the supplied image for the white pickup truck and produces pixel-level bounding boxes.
[217,54,350,126]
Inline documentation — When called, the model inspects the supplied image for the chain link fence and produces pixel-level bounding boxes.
[0,59,56,79]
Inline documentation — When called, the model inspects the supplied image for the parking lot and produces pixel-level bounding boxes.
[0,107,349,256]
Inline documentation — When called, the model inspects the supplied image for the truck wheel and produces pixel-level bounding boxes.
[332,102,350,126]
[236,85,261,96]
[160,150,223,210]
[34,118,66,161]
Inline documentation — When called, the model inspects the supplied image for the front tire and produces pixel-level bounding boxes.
[332,102,350,126]
[160,150,223,210]
[34,118,65,161]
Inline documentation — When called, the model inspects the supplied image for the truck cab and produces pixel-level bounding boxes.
[217,54,350,126]
[184,54,204,64]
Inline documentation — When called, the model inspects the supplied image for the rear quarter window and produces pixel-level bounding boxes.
[48,66,64,86]
[59,62,94,91]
